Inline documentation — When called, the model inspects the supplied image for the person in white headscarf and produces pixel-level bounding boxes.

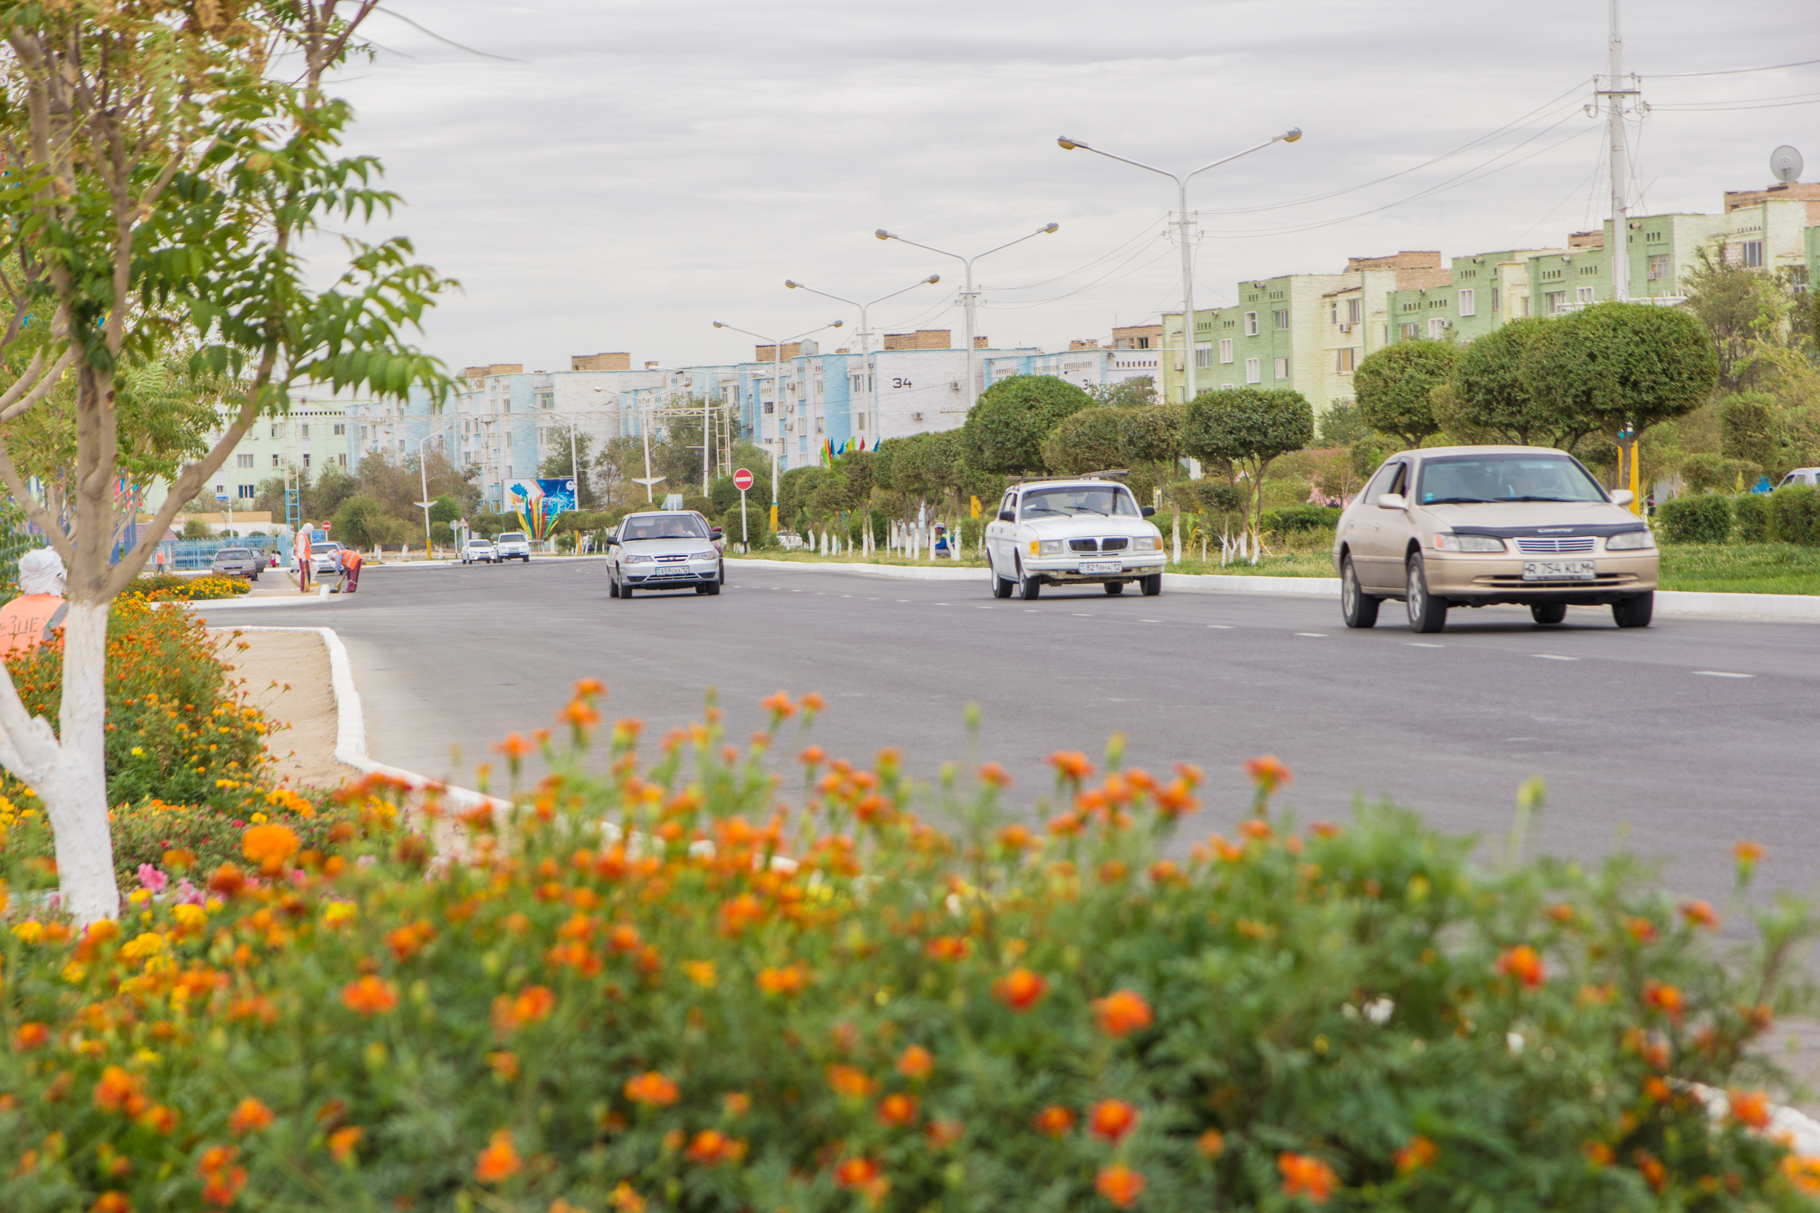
[1,547,69,657]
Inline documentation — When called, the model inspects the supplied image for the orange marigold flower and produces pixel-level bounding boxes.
[228,1097,274,1135]
[13,1022,49,1051]
[997,824,1033,851]
[242,823,300,876]
[1239,819,1273,840]
[328,1125,364,1163]
[624,1071,680,1106]
[685,1128,746,1165]
[1633,1149,1666,1193]
[877,1093,919,1127]
[800,745,826,766]
[1278,1152,1338,1204]
[827,1064,876,1099]
[207,863,247,897]
[1197,1128,1225,1158]
[925,1119,964,1149]
[1155,779,1199,818]
[1394,1135,1438,1175]
[761,691,797,718]
[340,975,398,1017]
[608,1182,648,1213]
[574,677,606,698]
[1584,1141,1614,1166]
[1642,980,1684,1022]
[1546,903,1576,924]
[1735,840,1765,866]
[475,1128,523,1184]
[94,1066,144,1114]
[800,691,825,713]
[977,761,1013,789]
[757,963,809,995]
[1625,916,1658,944]
[834,1156,882,1188]
[1782,1155,1820,1195]
[923,935,970,961]
[138,1104,178,1135]
[494,733,535,761]
[897,1045,934,1080]
[723,1091,752,1117]
[1495,945,1545,989]
[1310,821,1341,839]
[1643,1076,1671,1103]
[488,1051,521,1081]
[1729,1089,1773,1130]
[91,1193,132,1213]
[1033,1104,1077,1137]
[1680,899,1720,929]
[1243,754,1293,793]
[1096,1163,1147,1209]
[199,1159,247,1207]
[993,967,1049,1012]
[1088,1099,1139,1144]
[1092,989,1155,1038]
[1047,751,1094,781]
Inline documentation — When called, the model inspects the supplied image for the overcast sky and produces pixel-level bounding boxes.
[325,0,1819,372]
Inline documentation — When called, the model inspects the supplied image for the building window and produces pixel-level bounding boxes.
[1742,241,1764,268]
[1244,312,1259,336]
[1335,348,1357,373]
[1401,322,1420,339]
[271,454,281,468]
[1544,290,1566,314]
[300,424,309,438]
[1244,357,1261,384]
[1273,309,1289,330]
[815,418,824,434]
[1457,289,1475,317]
[1219,338,1233,364]
[1491,288,1500,313]
[764,401,774,415]
[1647,253,1671,281]
[338,454,347,468]
[1347,298,1362,324]
[333,423,346,436]
[1576,286,1595,304]
[1427,318,1446,339]
[236,453,254,469]
[302,453,311,468]
[1195,345,1212,368]
[1221,383,1235,390]
[855,413,867,430]
[238,485,255,500]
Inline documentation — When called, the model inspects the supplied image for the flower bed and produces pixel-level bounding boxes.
[0,688,1816,1212]
[135,574,253,602]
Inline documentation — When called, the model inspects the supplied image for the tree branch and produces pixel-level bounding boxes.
[0,435,71,565]
[0,349,73,422]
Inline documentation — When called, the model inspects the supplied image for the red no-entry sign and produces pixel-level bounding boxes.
[733,468,754,491]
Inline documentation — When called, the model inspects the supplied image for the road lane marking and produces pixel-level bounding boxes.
[1692,670,1754,678]
[1532,654,1578,661]
[1207,624,1232,629]
[1295,632,1327,638]
[1072,613,1094,617]
[1140,619,1163,623]
[1407,642,1444,648]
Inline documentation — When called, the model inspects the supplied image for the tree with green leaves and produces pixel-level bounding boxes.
[1440,317,1596,450]
[540,425,600,509]
[1182,387,1314,556]
[1522,302,1719,454]
[1680,245,1788,392]
[961,374,1092,473]
[1040,407,1124,474]
[1353,342,1459,449]
[1086,375,1157,409]
[0,2,452,922]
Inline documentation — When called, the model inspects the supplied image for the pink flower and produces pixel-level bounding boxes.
[136,864,168,894]
[173,879,205,907]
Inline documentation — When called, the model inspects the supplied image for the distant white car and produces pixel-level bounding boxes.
[983,477,1165,600]
[310,541,343,578]
[462,538,498,564]
[1778,468,1820,489]
[494,530,532,562]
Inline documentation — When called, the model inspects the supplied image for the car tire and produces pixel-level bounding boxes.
[1104,581,1125,596]
[1341,555,1379,629]
[989,556,1014,598]
[1530,602,1567,626]
[703,579,721,596]
[1021,566,1042,600]
[1405,555,1447,633]
[608,573,619,598]
[1612,592,1653,629]
[1139,573,1162,597]
[620,580,634,599]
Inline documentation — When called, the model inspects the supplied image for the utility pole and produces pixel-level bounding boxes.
[1601,0,1636,304]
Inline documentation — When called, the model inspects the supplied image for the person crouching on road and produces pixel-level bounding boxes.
[1,548,70,657]
[334,546,363,594]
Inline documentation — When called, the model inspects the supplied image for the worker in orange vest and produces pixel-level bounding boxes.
[1,548,69,658]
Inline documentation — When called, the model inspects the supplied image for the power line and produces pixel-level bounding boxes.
[987,215,1169,291]
[1641,56,1820,79]
[1650,93,1820,112]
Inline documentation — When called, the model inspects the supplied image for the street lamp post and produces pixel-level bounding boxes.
[783,274,940,449]
[409,427,448,558]
[874,224,1058,410]
[1056,129,1301,405]
[711,319,844,532]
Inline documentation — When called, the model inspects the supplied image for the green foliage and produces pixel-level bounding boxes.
[1086,375,1157,408]
[1681,245,1790,392]
[1733,492,1771,543]
[1353,342,1459,448]
[1040,407,1125,474]
[1260,504,1342,536]
[1441,317,1583,447]
[1349,434,1395,480]
[1182,387,1314,541]
[1769,484,1820,546]
[1657,494,1733,544]
[1117,403,1187,468]
[961,375,1093,473]
[179,517,214,540]
[429,495,462,526]
[1680,453,1762,496]
[330,495,391,549]
[1316,400,1369,446]
[1523,303,1720,441]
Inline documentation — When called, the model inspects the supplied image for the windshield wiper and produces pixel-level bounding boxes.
[1426,496,1493,504]
[1069,507,1109,516]
[1496,495,1578,503]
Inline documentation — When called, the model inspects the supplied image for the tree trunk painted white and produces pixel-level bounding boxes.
[1172,510,1181,565]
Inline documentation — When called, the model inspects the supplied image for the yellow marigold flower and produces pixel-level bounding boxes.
[172,905,207,929]
[12,920,44,944]
[119,933,165,963]
[242,823,300,876]
[684,960,718,988]
[322,902,357,927]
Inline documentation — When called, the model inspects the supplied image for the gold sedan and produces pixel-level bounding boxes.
[1333,445,1658,633]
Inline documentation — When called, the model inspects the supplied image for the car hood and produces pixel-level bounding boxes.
[1021,516,1160,538]
[621,538,715,557]
[1416,500,1644,532]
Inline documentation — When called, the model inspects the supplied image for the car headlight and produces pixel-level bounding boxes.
[1432,533,1506,552]
[623,553,655,564]
[1032,539,1064,556]
[1132,536,1161,552]
[1605,529,1656,551]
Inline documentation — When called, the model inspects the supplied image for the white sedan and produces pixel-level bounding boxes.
[461,538,497,564]
[606,511,724,598]
[983,477,1165,600]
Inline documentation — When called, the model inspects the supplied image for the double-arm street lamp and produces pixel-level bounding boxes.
[382,422,449,557]
[782,273,940,447]
[874,223,1058,409]
[1057,129,1301,404]
[711,319,843,530]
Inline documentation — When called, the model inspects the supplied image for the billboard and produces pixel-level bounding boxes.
[506,478,577,539]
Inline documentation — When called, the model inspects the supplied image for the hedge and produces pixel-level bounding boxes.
[1259,504,1342,537]
[1734,493,1771,543]
[1657,494,1732,544]
[1770,484,1820,546]
[2,689,1817,1212]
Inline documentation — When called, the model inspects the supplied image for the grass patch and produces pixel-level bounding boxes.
[1658,542,1820,595]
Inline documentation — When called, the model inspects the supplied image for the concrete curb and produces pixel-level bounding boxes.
[729,559,1820,622]
[183,584,331,610]
[215,625,506,812]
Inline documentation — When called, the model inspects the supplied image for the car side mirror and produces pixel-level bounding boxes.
[602,535,618,546]
[1609,489,1634,507]
[997,510,1015,523]
[1140,506,1157,518]
[709,527,723,539]
[1377,493,1408,511]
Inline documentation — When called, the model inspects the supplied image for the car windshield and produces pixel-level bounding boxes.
[621,514,709,541]
[217,549,252,559]
[316,543,340,553]
[498,533,526,543]
[468,540,491,547]
[1020,485,1140,518]
[1415,455,1607,505]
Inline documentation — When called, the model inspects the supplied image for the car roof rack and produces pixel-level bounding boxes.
[1005,469,1131,485]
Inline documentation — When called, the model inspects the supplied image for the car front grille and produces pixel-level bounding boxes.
[1068,539,1098,552]
[1100,537,1129,552]
[1066,537,1130,552]
[1516,536,1597,553]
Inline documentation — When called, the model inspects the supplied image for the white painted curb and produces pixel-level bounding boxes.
[217,625,506,812]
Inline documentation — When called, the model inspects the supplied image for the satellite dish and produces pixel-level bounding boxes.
[1771,145,1803,184]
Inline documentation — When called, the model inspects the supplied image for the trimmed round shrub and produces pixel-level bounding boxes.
[1657,494,1732,544]
[1769,483,1820,546]
[1040,406,1125,475]
[1733,493,1771,543]
[1261,504,1342,536]
[962,374,1093,473]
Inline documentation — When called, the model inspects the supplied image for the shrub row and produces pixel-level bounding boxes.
[1,691,1815,1212]
[133,573,253,601]
[1657,485,1820,546]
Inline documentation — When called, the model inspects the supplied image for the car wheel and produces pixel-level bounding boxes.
[988,556,1014,598]
[1530,602,1567,626]
[703,579,721,596]
[1140,573,1162,597]
[1405,555,1447,633]
[1340,556,1379,629]
[1104,581,1125,596]
[608,572,619,598]
[1612,591,1653,629]
[621,581,634,599]
[1020,564,1042,600]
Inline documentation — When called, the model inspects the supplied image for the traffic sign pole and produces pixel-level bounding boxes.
[733,468,755,551]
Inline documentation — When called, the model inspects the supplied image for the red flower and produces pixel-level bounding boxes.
[1643,980,1684,1022]
[993,967,1049,1012]
[475,1129,522,1184]
[340,975,398,1017]
[896,1045,934,1080]
[228,1097,274,1135]
[1089,1100,1139,1144]
[1095,1164,1148,1208]
[1495,945,1544,989]
[624,1071,680,1106]
[1729,1089,1772,1130]
[1278,1152,1338,1204]
[1092,990,1155,1038]
[877,1093,919,1127]
[1033,1105,1076,1137]
[1394,1135,1438,1175]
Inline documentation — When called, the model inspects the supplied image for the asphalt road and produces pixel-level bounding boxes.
[200,558,1820,907]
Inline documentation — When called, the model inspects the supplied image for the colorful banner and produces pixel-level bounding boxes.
[506,478,577,539]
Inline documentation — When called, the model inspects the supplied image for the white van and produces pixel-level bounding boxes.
[494,531,532,562]
[1778,468,1820,489]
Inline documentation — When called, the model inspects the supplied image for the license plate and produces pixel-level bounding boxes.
[1079,560,1121,575]
[1522,560,1595,581]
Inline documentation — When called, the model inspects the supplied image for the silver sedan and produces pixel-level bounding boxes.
[605,511,724,599]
